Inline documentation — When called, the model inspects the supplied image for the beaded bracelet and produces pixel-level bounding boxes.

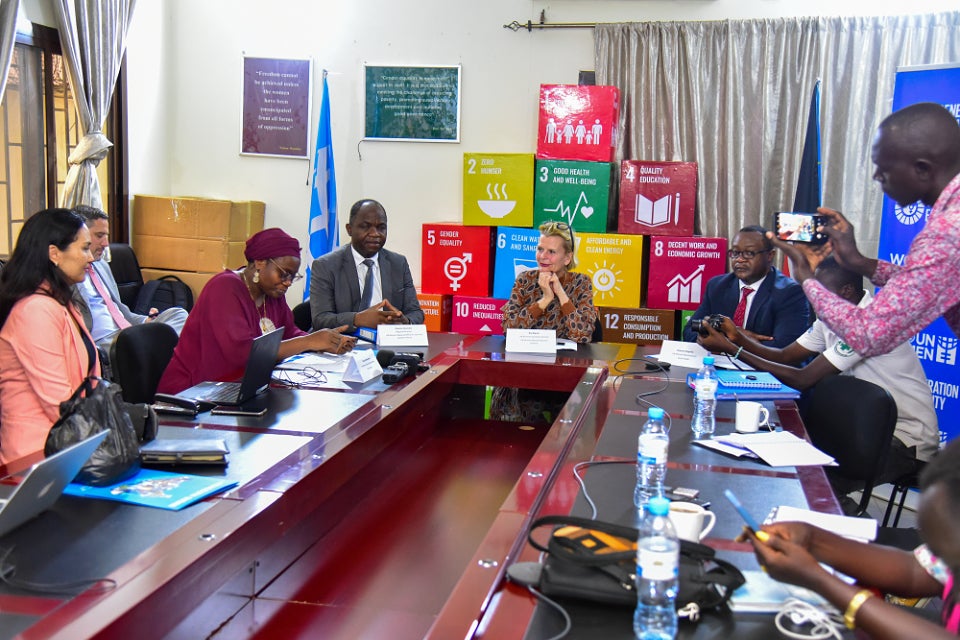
[733,345,744,360]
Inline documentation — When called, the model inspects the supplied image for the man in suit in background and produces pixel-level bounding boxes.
[682,225,809,348]
[310,199,423,332]
[72,205,188,378]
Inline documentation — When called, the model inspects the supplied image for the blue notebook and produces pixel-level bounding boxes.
[64,468,238,511]
[686,371,800,400]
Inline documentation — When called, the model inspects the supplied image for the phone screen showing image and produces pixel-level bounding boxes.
[774,212,828,245]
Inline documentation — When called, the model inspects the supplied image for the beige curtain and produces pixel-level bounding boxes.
[0,0,18,104]
[596,12,960,256]
[54,0,137,209]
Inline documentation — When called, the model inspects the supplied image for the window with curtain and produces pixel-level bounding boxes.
[0,23,115,258]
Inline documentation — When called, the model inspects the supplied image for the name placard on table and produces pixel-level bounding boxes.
[505,328,557,354]
[377,324,429,347]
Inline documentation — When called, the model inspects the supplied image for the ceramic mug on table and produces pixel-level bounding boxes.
[735,400,770,433]
[668,501,716,542]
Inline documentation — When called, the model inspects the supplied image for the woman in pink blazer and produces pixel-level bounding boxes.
[0,208,99,465]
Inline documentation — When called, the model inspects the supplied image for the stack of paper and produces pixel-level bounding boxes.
[766,505,878,542]
[694,431,836,467]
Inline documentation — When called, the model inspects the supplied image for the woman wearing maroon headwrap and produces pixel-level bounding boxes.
[158,228,354,394]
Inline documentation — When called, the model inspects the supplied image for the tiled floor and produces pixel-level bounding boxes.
[860,483,919,528]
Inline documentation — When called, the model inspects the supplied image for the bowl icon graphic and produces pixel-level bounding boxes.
[477,200,517,218]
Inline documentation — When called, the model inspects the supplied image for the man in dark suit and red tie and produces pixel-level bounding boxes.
[682,225,809,348]
[309,199,423,332]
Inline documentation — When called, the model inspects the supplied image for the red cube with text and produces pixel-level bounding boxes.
[645,236,728,310]
[618,161,697,236]
[421,224,494,296]
[536,85,620,163]
[452,296,507,336]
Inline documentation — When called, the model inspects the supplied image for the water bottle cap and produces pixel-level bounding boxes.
[647,496,670,516]
[648,407,665,420]
[703,355,715,365]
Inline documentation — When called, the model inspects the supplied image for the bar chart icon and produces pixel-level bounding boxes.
[666,265,705,304]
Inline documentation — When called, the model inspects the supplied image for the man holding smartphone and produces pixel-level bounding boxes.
[682,225,810,348]
[771,102,960,358]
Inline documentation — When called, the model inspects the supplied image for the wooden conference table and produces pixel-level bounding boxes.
[0,333,841,640]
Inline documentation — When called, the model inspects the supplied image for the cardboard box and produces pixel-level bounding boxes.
[133,235,246,273]
[133,195,265,241]
[452,295,507,336]
[140,268,218,302]
[536,84,620,163]
[533,160,615,234]
[596,307,676,345]
[645,236,728,310]
[416,293,453,333]
[492,226,541,299]
[573,232,645,308]
[421,224,494,296]
[463,153,534,227]
[618,161,697,236]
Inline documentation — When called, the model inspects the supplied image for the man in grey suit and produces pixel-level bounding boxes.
[310,199,423,331]
[72,205,188,377]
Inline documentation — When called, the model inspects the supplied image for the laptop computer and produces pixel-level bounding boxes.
[176,327,284,407]
[0,430,108,538]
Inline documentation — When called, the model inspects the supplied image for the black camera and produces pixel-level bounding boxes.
[690,314,725,336]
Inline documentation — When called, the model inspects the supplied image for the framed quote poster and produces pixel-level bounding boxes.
[241,56,312,158]
[364,64,461,142]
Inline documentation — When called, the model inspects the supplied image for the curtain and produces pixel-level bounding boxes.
[53,0,137,209]
[595,12,960,256]
[0,0,18,104]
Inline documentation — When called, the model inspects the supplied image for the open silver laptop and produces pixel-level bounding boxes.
[0,430,107,538]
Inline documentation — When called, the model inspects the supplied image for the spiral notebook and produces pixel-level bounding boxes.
[716,370,782,389]
[685,371,800,400]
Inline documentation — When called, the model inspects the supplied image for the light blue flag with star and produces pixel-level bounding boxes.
[305,70,338,300]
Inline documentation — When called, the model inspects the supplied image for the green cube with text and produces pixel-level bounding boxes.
[533,160,614,234]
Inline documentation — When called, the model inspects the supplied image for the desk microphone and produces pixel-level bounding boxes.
[376,350,427,383]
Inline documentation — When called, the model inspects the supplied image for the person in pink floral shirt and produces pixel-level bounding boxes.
[772,102,960,358]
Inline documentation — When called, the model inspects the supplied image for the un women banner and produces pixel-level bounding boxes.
[878,64,960,444]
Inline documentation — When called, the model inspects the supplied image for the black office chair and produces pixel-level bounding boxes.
[293,301,312,332]
[108,243,145,309]
[803,375,898,517]
[112,322,179,404]
[882,466,925,528]
[591,317,603,343]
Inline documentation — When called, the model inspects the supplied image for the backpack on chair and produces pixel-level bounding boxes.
[134,275,194,314]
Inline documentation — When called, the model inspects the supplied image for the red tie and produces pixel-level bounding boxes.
[733,287,754,328]
[88,265,131,330]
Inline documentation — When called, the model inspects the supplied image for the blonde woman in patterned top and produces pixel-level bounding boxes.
[492,222,597,423]
[501,221,597,343]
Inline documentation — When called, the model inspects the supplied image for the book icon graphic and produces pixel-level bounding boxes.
[635,192,681,227]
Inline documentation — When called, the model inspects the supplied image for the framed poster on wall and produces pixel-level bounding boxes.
[241,56,312,158]
[364,64,461,142]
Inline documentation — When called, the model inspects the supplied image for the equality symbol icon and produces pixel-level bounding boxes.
[445,253,473,291]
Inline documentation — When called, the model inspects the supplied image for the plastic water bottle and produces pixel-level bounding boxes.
[635,407,669,506]
[634,496,679,640]
[691,356,718,439]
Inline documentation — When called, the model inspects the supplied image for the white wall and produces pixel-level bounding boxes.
[114,0,957,300]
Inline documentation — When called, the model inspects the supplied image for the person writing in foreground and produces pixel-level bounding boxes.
[0,209,99,464]
[698,256,939,512]
[771,102,960,357]
[501,220,597,343]
[743,436,960,638]
[159,228,355,394]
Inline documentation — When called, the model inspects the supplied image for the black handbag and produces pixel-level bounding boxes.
[528,515,745,621]
[44,376,143,486]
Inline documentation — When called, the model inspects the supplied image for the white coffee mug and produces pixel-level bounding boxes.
[668,501,717,542]
[735,400,770,433]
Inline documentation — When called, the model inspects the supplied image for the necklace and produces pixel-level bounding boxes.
[240,269,275,335]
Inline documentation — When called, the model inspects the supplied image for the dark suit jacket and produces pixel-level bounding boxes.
[309,245,424,330]
[682,267,810,348]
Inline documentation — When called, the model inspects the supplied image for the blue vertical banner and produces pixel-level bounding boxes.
[878,64,960,445]
[305,70,338,300]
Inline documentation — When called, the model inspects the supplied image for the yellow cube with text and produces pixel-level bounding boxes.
[462,153,534,227]
[573,232,644,308]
